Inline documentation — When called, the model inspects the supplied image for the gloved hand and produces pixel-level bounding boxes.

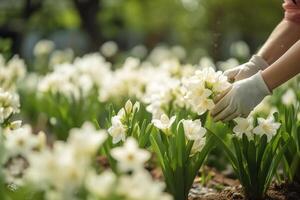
[211,71,271,122]
[224,55,269,82]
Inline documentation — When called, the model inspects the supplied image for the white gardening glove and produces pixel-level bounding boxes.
[224,55,269,82]
[211,71,271,122]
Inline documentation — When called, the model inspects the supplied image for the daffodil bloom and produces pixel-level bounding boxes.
[182,119,206,141]
[108,115,127,144]
[253,115,281,141]
[152,114,176,134]
[281,89,296,106]
[111,137,151,172]
[233,117,254,139]
[85,170,116,198]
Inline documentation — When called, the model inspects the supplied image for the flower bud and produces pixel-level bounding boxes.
[133,102,140,113]
[125,100,133,114]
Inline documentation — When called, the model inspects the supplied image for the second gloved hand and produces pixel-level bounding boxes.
[211,71,271,122]
[224,55,269,82]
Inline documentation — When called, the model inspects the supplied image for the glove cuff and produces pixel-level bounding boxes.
[252,71,272,95]
[249,55,269,71]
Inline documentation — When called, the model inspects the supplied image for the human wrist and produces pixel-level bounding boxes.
[254,71,272,94]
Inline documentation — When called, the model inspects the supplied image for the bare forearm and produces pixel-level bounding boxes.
[257,20,300,65]
[262,40,300,90]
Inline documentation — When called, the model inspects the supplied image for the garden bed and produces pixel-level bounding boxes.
[188,168,300,200]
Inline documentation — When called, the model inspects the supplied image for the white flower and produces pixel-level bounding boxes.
[33,40,55,56]
[68,122,107,157]
[230,41,250,58]
[111,137,151,172]
[9,120,22,130]
[191,137,206,154]
[281,89,296,106]
[253,116,281,141]
[85,170,116,198]
[117,170,172,200]
[233,117,254,139]
[182,68,230,115]
[4,125,43,158]
[0,89,20,123]
[100,41,118,57]
[182,119,206,140]
[133,101,140,113]
[125,99,133,113]
[108,113,127,144]
[152,114,176,132]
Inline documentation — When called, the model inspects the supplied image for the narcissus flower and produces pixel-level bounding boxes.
[233,117,254,139]
[111,137,151,172]
[253,115,281,141]
[182,119,206,141]
[152,114,176,133]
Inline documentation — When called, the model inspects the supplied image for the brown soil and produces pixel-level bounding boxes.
[189,170,300,200]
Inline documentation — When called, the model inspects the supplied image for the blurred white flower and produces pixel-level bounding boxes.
[191,137,206,154]
[4,125,45,158]
[233,117,254,139]
[171,45,186,60]
[0,55,26,90]
[33,40,55,56]
[111,137,151,172]
[199,56,215,70]
[49,48,74,67]
[182,119,206,141]
[230,41,250,59]
[217,58,239,71]
[85,170,116,198]
[68,122,107,157]
[0,89,20,123]
[117,170,172,200]
[281,89,296,106]
[9,120,22,130]
[131,45,148,58]
[100,41,118,57]
[253,116,281,141]
[152,114,176,133]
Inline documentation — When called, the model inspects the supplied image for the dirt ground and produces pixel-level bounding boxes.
[189,168,300,200]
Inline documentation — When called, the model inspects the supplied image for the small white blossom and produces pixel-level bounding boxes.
[253,116,281,141]
[33,40,55,56]
[233,117,254,139]
[281,89,296,106]
[152,114,176,133]
[108,113,127,144]
[111,137,151,172]
[85,170,116,198]
[182,119,206,140]
[125,99,133,113]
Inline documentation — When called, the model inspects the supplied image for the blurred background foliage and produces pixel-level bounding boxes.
[0,0,283,63]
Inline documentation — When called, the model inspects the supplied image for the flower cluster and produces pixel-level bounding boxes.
[0,54,26,91]
[183,67,231,115]
[38,53,111,100]
[24,122,107,199]
[0,89,20,124]
[87,138,172,200]
[2,125,46,186]
[233,115,281,141]
[108,100,140,144]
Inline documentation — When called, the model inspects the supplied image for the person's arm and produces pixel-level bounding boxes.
[224,20,300,81]
[262,39,300,90]
[211,41,300,122]
[257,20,300,65]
